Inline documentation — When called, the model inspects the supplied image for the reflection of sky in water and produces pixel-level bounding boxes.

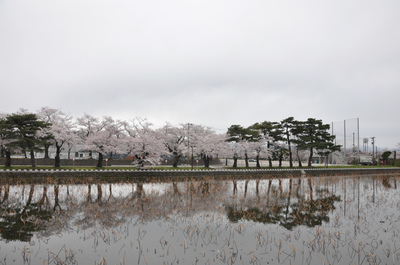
[1,174,400,264]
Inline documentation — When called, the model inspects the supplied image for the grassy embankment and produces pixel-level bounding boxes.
[0,164,397,171]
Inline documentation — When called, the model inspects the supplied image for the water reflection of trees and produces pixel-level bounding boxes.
[226,177,341,230]
[0,179,223,241]
[1,175,398,242]
[0,184,53,242]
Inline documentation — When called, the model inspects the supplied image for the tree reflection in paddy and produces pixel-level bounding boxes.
[0,174,399,264]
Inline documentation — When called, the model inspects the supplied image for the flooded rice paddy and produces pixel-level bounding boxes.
[1,174,400,264]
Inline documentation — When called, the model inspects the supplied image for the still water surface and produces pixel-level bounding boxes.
[1,174,399,264]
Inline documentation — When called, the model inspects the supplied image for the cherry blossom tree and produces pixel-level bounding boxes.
[248,135,272,168]
[37,107,60,158]
[158,123,186,167]
[226,141,241,168]
[227,125,247,167]
[123,118,166,167]
[272,142,289,168]
[39,108,79,167]
[77,114,122,167]
[238,141,253,168]
[189,125,228,168]
[37,107,80,166]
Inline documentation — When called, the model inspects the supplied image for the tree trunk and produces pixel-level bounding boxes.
[26,185,34,206]
[97,152,103,167]
[44,144,50,159]
[87,185,92,203]
[54,185,60,212]
[308,177,313,201]
[288,147,293,168]
[172,182,180,196]
[285,178,293,221]
[266,142,272,168]
[55,144,61,167]
[233,153,238,168]
[308,147,313,167]
[5,150,11,167]
[136,182,143,198]
[97,184,102,202]
[38,186,48,208]
[256,155,261,168]
[268,156,273,168]
[296,150,302,167]
[201,181,209,195]
[244,180,248,198]
[172,153,181,167]
[203,155,210,168]
[286,133,293,168]
[30,150,36,167]
[1,184,9,203]
[245,152,249,168]
[256,180,260,197]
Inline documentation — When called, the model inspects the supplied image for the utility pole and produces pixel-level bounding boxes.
[187,123,192,166]
[344,120,346,164]
[371,137,375,165]
[187,123,194,169]
[357,118,360,164]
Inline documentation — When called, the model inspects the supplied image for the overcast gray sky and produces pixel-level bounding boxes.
[1,0,399,149]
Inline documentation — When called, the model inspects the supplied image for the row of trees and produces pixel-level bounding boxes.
[0,108,227,168]
[0,107,340,168]
[227,117,341,168]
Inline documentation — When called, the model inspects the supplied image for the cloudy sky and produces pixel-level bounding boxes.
[1,0,399,149]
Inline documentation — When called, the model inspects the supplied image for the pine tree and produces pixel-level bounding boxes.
[294,118,340,167]
[5,113,51,167]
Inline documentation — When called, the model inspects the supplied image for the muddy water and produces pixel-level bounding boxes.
[0,174,399,264]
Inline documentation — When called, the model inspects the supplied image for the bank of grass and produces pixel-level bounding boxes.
[0,164,396,171]
[0,165,216,171]
[0,165,117,171]
[226,165,397,170]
